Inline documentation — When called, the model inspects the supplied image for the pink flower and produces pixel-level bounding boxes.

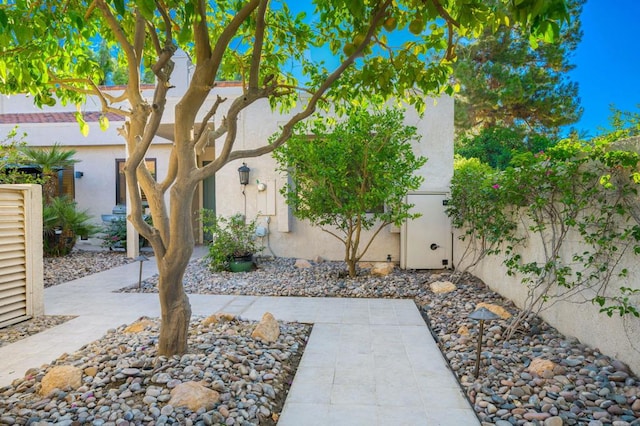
[492,184,500,189]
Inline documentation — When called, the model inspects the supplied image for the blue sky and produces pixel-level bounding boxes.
[567,0,640,138]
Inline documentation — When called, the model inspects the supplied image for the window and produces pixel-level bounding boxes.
[57,167,75,199]
[115,158,156,206]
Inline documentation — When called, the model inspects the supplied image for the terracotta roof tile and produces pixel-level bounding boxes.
[0,111,124,124]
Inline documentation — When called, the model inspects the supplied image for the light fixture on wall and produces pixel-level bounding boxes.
[238,163,250,187]
[75,171,84,179]
[238,162,250,218]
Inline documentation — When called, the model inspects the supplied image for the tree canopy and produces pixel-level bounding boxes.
[0,0,570,355]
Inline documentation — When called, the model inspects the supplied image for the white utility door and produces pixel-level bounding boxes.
[401,193,452,269]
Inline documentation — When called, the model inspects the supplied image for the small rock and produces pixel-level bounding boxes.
[544,416,563,426]
[83,367,98,377]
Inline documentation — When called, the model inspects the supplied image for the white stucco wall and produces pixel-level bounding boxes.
[214,95,454,262]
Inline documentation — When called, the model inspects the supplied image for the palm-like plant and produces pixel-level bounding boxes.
[20,143,78,203]
[43,196,99,256]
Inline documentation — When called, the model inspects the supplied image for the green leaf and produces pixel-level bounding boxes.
[113,0,125,16]
[75,112,90,137]
[0,9,8,28]
[99,115,109,132]
[0,60,6,83]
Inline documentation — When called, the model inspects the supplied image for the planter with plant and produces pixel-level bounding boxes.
[43,196,100,256]
[201,211,262,272]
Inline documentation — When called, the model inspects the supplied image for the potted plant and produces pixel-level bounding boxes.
[201,211,262,272]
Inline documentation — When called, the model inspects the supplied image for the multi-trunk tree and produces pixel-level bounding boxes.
[274,107,425,278]
[0,0,569,355]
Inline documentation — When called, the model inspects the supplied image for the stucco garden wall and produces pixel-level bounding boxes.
[453,210,640,374]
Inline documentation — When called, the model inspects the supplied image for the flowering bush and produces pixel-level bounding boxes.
[448,136,640,335]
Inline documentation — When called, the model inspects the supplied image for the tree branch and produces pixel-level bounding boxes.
[249,0,269,90]
[430,0,460,28]
[194,95,227,154]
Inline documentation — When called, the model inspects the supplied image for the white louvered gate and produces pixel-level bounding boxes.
[0,185,43,328]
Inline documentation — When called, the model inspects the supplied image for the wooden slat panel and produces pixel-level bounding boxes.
[0,243,26,254]
[0,272,27,285]
[0,297,27,314]
[0,187,28,328]
[0,285,26,300]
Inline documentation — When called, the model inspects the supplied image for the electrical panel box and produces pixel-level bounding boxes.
[401,192,452,269]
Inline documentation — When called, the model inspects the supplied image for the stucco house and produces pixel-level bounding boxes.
[0,51,454,268]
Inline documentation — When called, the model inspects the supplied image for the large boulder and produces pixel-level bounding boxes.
[168,381,220,411]
[430,280,456,294]
[124,318,156,333]
[475,302,512,320]
[251,312,280,343]
[294,259,312,268]
[371,262,394,276]
[40,365,82,396]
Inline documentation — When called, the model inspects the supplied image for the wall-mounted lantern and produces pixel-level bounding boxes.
[238,163,250,186]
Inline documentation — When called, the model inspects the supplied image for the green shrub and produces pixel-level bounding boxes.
[101,215,152,250]
[43,196,99,256]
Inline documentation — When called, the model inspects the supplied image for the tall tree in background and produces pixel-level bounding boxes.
[454,0,584,139]
[0,0,568,355]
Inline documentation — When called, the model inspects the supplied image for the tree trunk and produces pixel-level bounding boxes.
[157,259,192,355]
[346,259,357,278]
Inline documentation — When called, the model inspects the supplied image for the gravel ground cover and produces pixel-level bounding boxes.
[44,251,134,288]
[1,252,639,425]
[123,257,640,425]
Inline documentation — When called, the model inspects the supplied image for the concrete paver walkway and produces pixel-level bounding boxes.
[0,251,479,425]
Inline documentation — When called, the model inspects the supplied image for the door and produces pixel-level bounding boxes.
[401,193,452,269]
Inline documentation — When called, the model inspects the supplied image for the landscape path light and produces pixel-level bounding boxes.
[133,254,149,290]
[468,306,500,378]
